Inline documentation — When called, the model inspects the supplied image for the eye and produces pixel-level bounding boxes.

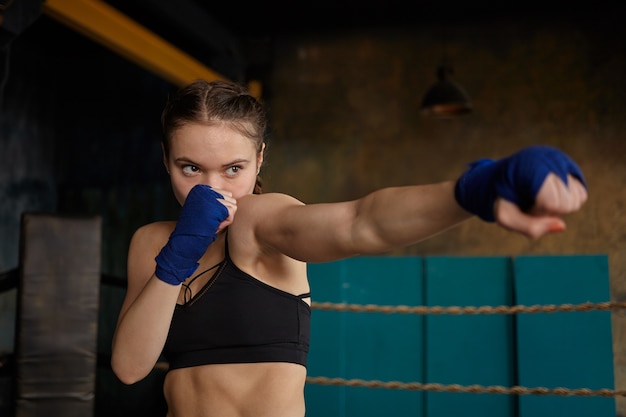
[182,165,200,175]
[225,166,241,176]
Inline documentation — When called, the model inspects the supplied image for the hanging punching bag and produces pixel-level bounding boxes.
[15,213,102,417]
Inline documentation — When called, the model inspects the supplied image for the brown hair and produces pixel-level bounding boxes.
[161,79,267,194]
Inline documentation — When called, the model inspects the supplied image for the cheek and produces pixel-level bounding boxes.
[170,177,192,206]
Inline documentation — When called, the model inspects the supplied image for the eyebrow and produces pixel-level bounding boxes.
[223,158,251,167]
[174,157,251,168]
[174,157,200,166]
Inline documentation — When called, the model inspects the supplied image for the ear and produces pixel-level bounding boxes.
[257,142,266,173]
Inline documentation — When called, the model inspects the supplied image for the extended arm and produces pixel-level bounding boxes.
[242,181,468,263]
[246,146,587,262]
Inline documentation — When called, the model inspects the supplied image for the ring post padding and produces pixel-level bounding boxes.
[15,213,102,417]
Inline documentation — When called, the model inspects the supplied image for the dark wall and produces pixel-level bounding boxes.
[0,15,178,416]
[1,7,625,416]
[0,15,180,270]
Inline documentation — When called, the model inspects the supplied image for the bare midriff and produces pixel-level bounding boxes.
[163,362,307,417]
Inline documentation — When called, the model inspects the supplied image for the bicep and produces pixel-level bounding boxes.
[242,184,469,262]
[243,194,360,263]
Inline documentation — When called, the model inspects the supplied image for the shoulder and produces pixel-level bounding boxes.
[229,194,309,292]
[133,220,176,239]
[229,193,300,238]
[128,221,176,259]
[126,221,176,287]
[239,192,304,205]
[233,192,306,236]
[237,192,304,215]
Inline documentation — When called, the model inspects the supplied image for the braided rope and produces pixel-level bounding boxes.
[308,300,625,397]
[305,376,626,397]
[311,300,626,315]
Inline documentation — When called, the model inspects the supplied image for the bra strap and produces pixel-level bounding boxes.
[226,229,308,299]
[224,229,231,259]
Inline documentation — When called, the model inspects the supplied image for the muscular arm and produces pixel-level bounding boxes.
[111,223,180,384]
[241,173,586,263]
[241,181,470,263]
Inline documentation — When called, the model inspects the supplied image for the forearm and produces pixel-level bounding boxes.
[111,276,179,384]
[352,181,472,253]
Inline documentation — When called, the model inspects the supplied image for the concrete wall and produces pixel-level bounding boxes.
[261,15,626,411]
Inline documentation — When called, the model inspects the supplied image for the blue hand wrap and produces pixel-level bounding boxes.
[155,185,229,285]
[454,145,586,222]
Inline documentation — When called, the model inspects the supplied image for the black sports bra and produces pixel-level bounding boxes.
[162,239,311,370]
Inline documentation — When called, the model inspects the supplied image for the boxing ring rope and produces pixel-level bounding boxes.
[311,300,626,315]
[305,376,624,397]
[2,269,624,398]
[305,300,626,398]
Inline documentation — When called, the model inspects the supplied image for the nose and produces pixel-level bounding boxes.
[203,172,225,190]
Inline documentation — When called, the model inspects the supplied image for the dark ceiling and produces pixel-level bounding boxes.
[3,0,624,89]
[102,1,623,40]
[99,0,624,85]
[103,0,443,82]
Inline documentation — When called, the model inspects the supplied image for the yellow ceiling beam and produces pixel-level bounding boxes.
[42,0,229,88]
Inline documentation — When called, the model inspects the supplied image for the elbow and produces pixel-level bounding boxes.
[111,354,151,385]
[114,371,143,386]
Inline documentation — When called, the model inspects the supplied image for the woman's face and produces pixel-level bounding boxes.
[164,122,263,205]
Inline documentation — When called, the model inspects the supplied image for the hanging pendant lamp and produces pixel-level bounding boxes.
[421,60,472,118]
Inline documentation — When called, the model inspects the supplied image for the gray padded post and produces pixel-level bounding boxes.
[15,213,102,417]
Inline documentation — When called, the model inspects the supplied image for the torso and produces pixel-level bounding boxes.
[163,362,307,417]
[163,234,311,369]
[157,205,311,417]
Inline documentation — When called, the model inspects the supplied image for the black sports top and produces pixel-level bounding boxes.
[162,239,311,370]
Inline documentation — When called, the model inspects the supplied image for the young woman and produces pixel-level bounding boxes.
[111,79,588,417]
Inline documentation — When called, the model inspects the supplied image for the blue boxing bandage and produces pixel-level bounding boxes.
[454,145,586,222]
[155,185,229,285]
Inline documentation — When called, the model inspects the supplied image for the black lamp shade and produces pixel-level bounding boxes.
[421,64,472,118]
